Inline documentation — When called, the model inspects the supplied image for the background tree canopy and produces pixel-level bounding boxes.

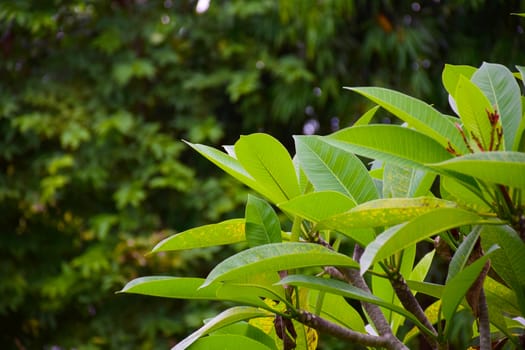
[1,0,524,349]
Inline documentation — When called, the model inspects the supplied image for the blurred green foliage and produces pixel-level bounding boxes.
[0,0,524,349]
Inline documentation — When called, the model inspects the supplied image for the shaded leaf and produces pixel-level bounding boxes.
[441,245,499,334]
[447,226,482,282]
[359,208,500,274]
[308,290,365,332]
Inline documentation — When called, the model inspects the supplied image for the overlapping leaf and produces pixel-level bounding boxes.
[345,87,467,153]
[294,135,378,203]
[429,151,525,190]
[359,207,501,274]
[327,125,453,171]
[235,133,300,202]
[472,62,522,151]
[278,191,356,223]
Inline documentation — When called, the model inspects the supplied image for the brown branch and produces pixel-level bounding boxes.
[477,288,491,350]
[296,310,407,350]
[390,272,441,350]
[318,241,408,349]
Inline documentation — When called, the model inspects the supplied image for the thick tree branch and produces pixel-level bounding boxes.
[477,288,490,350]
[296,310,407,350]
[390,272,440,350]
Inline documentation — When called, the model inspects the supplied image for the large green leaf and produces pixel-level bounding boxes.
[235,133,300,203]
[278,275,434,337]
[294,135,378,203]
[119,276,272,307]
[319,197,457,233]
[277,191,356,223]
[328,125,453,171]
[472,62,522,151]
[202,243,358,287]
[514,66,525,151]
[151,219,245,253]
[441,245,498,334]
[359,208,500,274]
[174,306,272,350]
[454,75,494,151]
[245,195,282,247]
[429,151,525,190]
[446,225,482,282]
[346,87,467,153]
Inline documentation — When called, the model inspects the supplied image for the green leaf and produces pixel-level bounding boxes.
[446,226,482,282]
[173,306,272,350]
[328,125,453,171]
[294,135,378,203]
[472,62,522,151]
[408,250,436,287]
[245,195,282,247]
[190,334,273,350]
[440,177,491,212]
[120,276,220,299]
[203,243,358,287]
[212,323,279,350]
[278,191,356,223]
[345,86,467,153]
[442,64,477,96]
[383,163,436,198]
[429,151,525,190]
[353,105,380,126]
[406,281,443,299]
[235,134,300,203]
[319,197,457,233]
[151,219,245,253]
[481,224,525,315]
[359,208,500,274]
[278,275,433,336]
[308,290,365,332]
[185,141,274,200]
[454,75,494,150]
[119,276,271,307]
[441,245,498,333]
